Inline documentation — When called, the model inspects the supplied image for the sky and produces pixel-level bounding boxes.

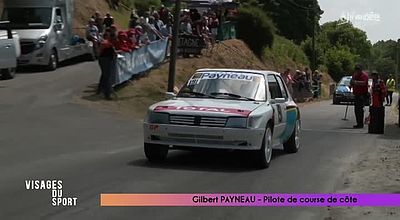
[319,0,400,43]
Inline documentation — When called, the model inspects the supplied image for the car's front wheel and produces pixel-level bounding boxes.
[144,143,169,162]
[256,127,273,169]
[1,67,16,80]
[283,119,301,153]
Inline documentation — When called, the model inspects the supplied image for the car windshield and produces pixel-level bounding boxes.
[178,71,266,101]
[339,77,352,86]
[1,7,52,29]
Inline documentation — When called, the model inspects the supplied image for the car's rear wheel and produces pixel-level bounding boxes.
[283,119,301,153]
[1,67,16,80]
[144,143,169,162]
[256,127,273,169]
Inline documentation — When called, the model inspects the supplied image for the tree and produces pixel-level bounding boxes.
[321,20,372,61]
[326,47,357,81]
[236,6,275,57]
[259,0,322,43]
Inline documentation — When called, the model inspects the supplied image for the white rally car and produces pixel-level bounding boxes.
[143,69,301,168]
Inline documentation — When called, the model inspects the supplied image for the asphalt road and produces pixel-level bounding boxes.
[0,61,388,220]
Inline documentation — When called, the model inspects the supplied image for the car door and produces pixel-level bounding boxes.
[54,8,69,59]
[267,74,287,143]
[0,28,17,69]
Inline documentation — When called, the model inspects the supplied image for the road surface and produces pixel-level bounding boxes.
[0,61,389,220]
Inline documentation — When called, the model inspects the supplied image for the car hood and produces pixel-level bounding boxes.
[14,29,48,41]
[336,85,352,93]
[150,98,264,117]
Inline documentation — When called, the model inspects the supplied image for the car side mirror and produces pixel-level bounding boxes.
[165,92,176,99]
[270,98,286,104]
[54,23,63,31]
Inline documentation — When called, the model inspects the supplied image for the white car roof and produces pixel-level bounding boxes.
[196,68,280,77]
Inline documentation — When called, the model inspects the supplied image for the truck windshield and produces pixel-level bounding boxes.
[1,8,52,29]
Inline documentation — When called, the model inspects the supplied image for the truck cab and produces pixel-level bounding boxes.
[0,21,20,79]
[1,0,93,71]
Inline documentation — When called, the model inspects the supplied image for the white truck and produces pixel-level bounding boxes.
[0,21,20,79]
[1,0,94,71]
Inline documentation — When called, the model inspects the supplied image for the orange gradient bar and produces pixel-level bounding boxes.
[101,194,191,207]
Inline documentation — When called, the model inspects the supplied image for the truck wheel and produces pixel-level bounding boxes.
[255,127,273,169]
[283,119,301,153]
[1,68,16,80]
[144,143,169,162]
[47,50,58,71]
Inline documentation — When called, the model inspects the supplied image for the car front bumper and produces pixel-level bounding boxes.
[143,123,265,150]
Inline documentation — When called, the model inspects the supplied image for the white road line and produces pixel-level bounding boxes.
[302,128,368,135]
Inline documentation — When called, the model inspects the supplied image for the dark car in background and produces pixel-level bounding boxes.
[333,76,371,105]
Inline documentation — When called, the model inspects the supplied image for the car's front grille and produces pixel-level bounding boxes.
[20,41,36,55]
[170,115,196,126]
[169,115,227,127]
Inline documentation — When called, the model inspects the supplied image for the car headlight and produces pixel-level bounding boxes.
[226,117,247,128]
[147,112,169,124]
[35,35,48,49]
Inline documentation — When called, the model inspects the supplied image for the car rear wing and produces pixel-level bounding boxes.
[0,21,13,39]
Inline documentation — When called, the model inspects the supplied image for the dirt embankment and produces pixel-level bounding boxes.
[80,39,269,118]
[79,39,335,118]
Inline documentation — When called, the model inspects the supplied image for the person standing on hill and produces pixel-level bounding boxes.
[103,13,115,29]
[93,11,104,33]
[351,64,369,129]
[386,74,396,106]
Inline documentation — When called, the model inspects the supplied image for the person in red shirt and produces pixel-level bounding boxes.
[115,31,131,53]
[371,72,387,107]
[351,64,369,128]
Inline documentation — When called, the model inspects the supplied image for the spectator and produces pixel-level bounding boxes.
[86,18,99,42]
[180,16,193,35]
[208,12,219,40]
[98,31,117,100]
[86,18,100,56]
[93,11,104,33]
[153,12,164,40]
[351,64,369,129]
[294,70,305,92]
[282,68,294,95]
[115,31,131,53]
[159,5,170,25]
[128,12,139,29]
[386,74,396,106]
[103,13,114,29]
[190,9,202,35]
[304,67,311,91]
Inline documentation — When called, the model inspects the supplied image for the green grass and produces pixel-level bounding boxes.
[112,8,131,29]
[263,35,309,70]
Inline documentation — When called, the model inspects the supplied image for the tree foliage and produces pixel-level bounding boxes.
[369,40,398,75]
[258,0,322,43]
[325,47,357,81]
[236,6,275,57]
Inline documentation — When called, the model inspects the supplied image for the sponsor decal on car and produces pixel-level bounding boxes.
[154,106,252,116]
[187,72,255,86]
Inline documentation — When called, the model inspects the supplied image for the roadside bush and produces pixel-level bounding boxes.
[236,7,275,57]
[264,35,309,69]
[326,47,357,81]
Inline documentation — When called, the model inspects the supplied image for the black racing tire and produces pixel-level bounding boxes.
[283,119,301,154]
[255,126,273,169]
[47,49,58,71]
[144,143,169,162]
[1,67,16,80]
[332,97,339,105]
